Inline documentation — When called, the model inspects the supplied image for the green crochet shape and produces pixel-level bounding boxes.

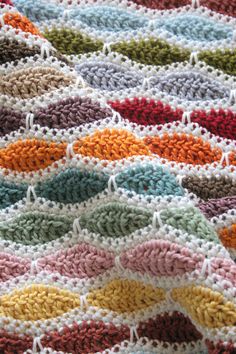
[44,28,103,55]
[161,207,218,242]
[0,212,73,245]
[80,202,152,237]
[112,38,190,66]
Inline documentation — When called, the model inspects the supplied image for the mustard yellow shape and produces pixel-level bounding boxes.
[87,279,165,313]
[0,285,80,321]
[172,286,236,328]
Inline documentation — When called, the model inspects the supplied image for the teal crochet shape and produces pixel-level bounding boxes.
[35,168,108,204]
[0,212,73,245]
[0,166,185,209]
[116,164,184,196]
[0,180,27,209]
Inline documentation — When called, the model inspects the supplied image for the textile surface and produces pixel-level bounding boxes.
[0,0,236,353]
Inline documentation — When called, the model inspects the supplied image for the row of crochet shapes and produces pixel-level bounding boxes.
[0,172,236,210]
[1,236,236,281]
[109,99,236,139]
[0,96,112,135]
[0,131,233,171]
[0,282,235,329]
[1,97,236,140]
[42,30,236,76]
[0,203,217,245]
[75,63,230,99]
[0,313,203,352]
[12,0,236,17]
[0,164,185,206]
[2,28,236,78]
[1,60,235,106]
[0,196,235,251]
[11,3,235,41]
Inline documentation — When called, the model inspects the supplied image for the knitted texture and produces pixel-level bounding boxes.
[0,1,236,354]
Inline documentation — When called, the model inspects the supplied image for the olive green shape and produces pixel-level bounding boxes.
[44,28,103,55]
[111,38,190,66]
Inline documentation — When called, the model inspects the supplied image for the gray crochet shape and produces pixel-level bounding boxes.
[150,72,229,101]
[76,62,143,90]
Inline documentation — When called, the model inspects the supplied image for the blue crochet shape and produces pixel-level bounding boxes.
[155,15,233,42]
[69,6,148,32]
[13,0,64,22]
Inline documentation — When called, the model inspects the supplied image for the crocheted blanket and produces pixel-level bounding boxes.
[0,0,236,353]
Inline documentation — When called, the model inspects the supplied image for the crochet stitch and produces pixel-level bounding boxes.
[0,0,236,353]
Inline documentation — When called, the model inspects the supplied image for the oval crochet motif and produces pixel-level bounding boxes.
[37,243,114,278]
[0,253,30,282]
[0,180,27,209]
[121,239,204,276]
[152,72,229,101]
[44,28,104,55]
[2,12,41,36]
[218,224,236,249]
[79,203,153,237]
[74,129,151,160]
[172,286,236,327]
[0,140,67,172]
[36,168,108,204]
[34,96,111,129]
[112,38,190,66]
[144,133,222,165]
[0,38,41,65]
[116,164,184,196]
[86,279,166,313]
[182,176,236,200]
[155,15,233,42]
[0,212,73,245]
[0,67,75,99]
[12,0,64,22]
[0,285,81,320]
[70,6,148,32]
[76,62,143,91]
